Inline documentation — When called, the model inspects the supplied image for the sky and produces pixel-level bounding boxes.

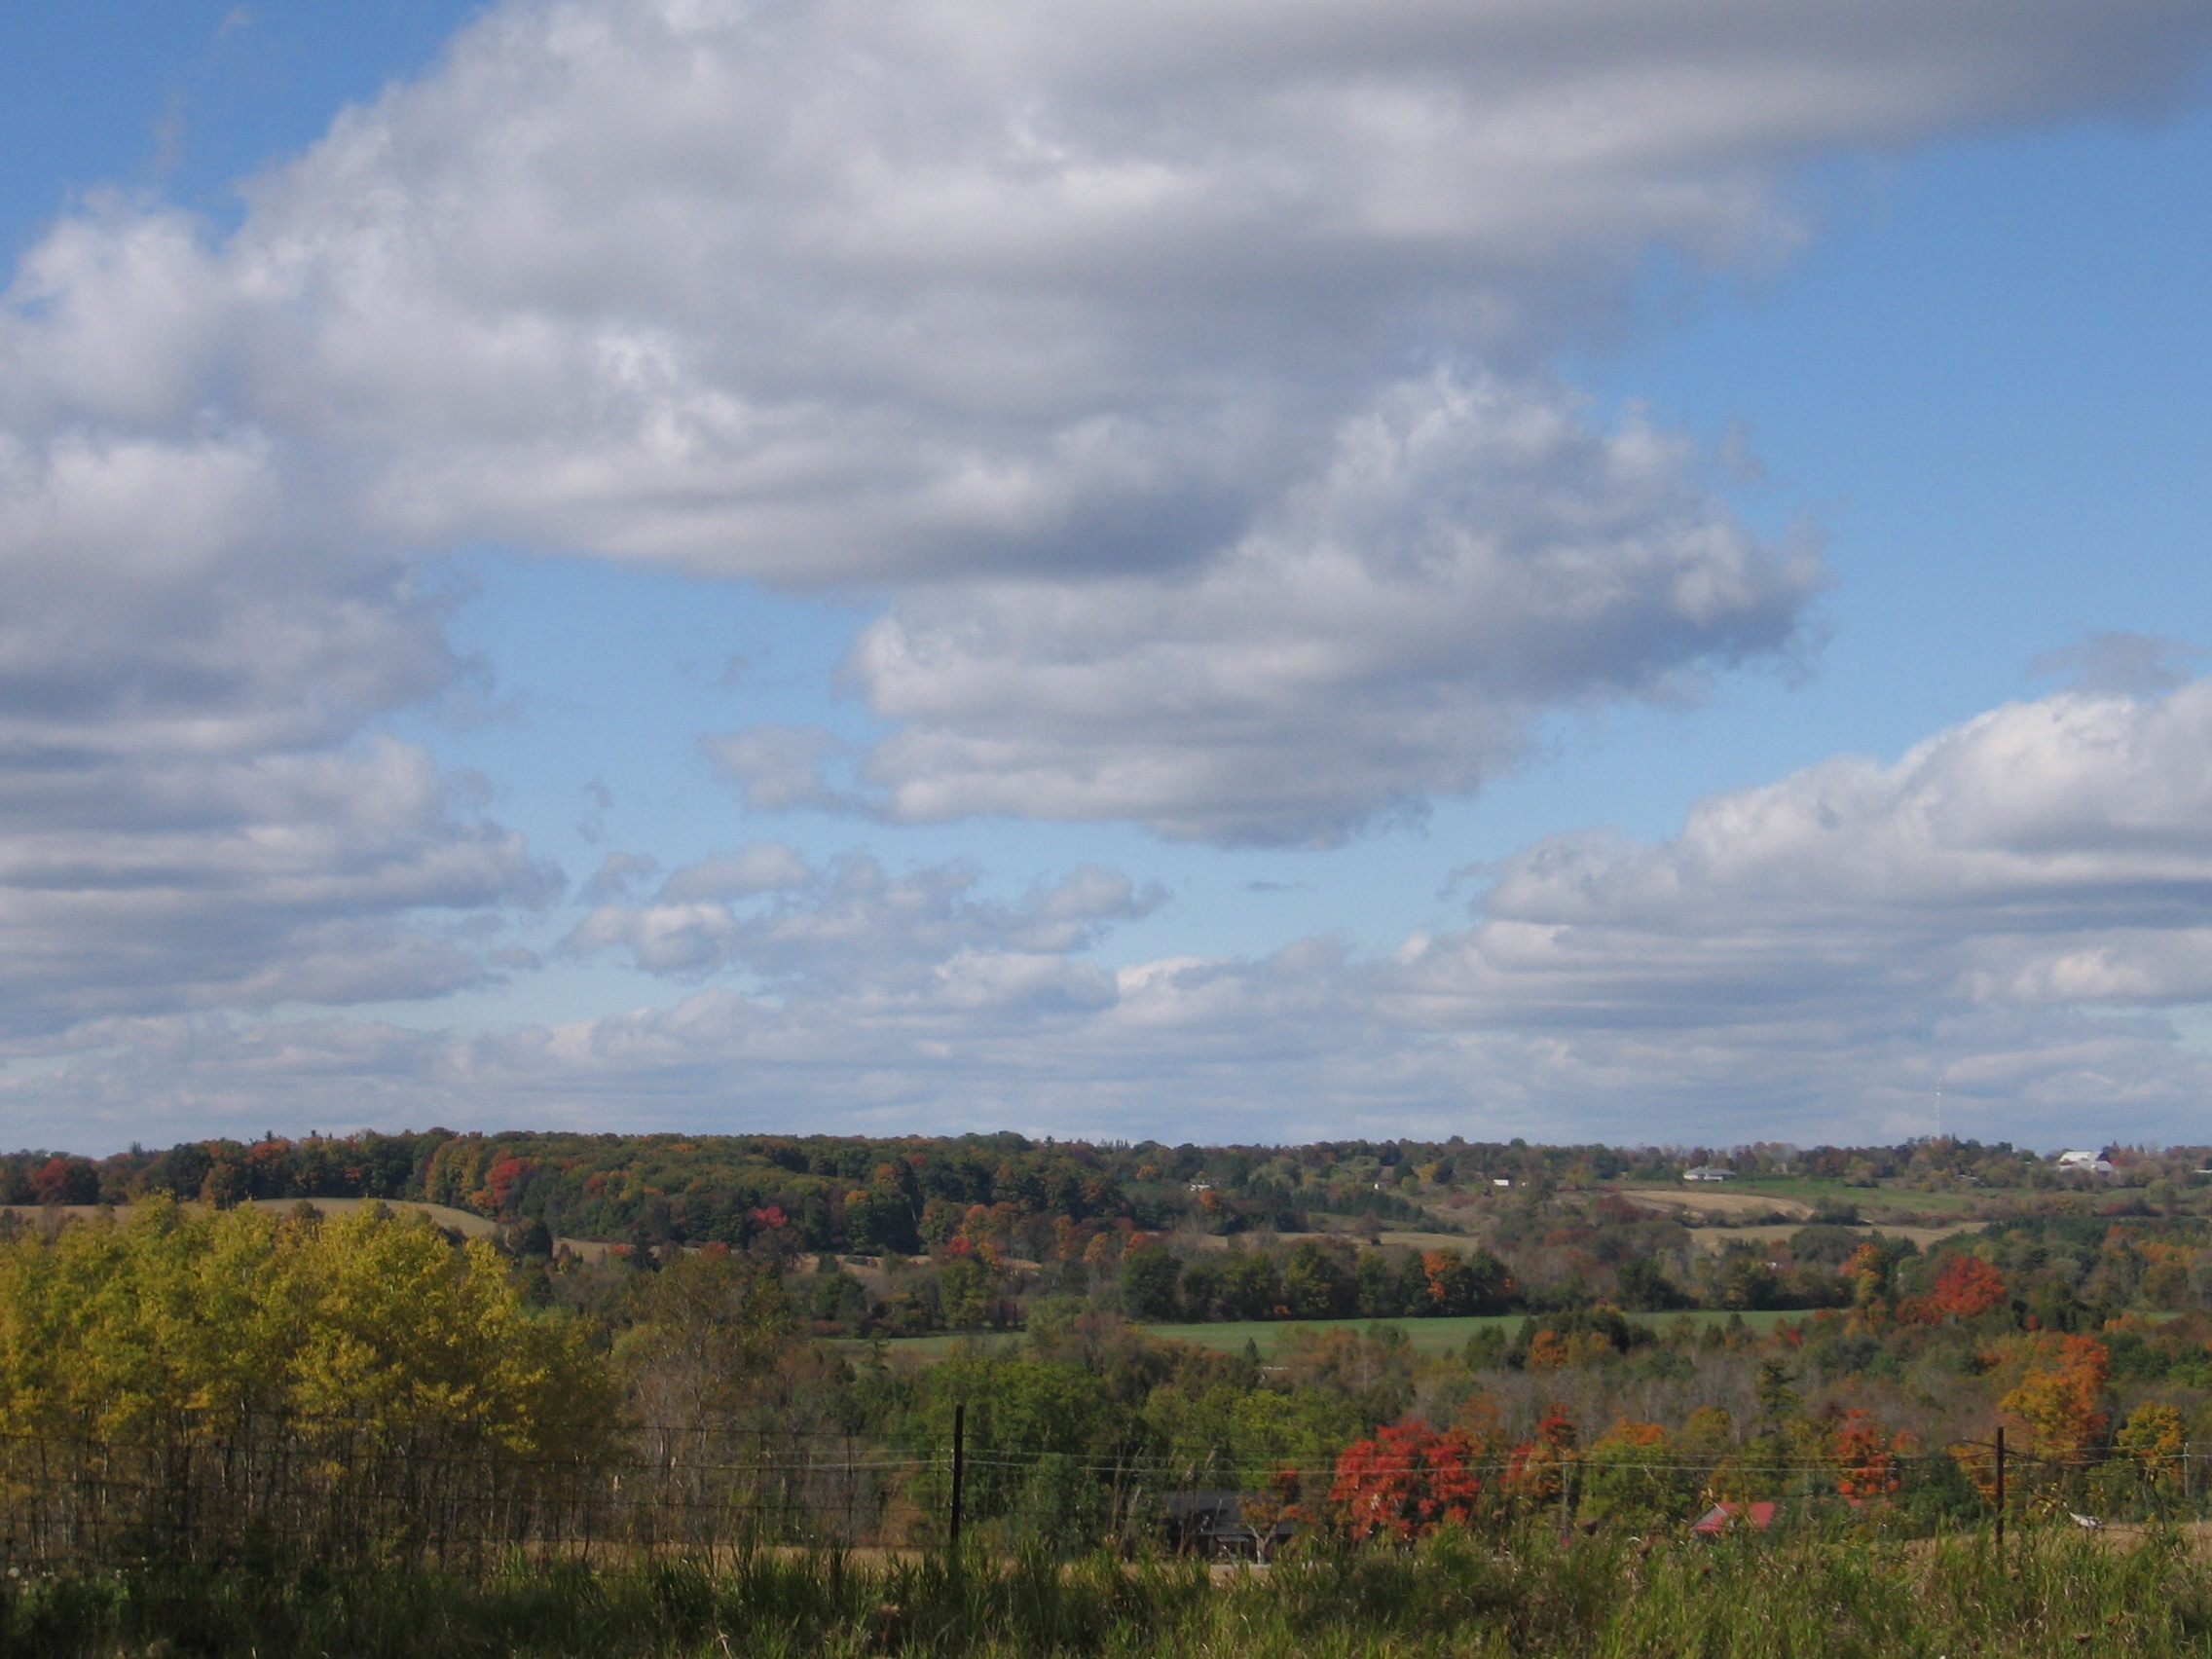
[3,0,2211,1157]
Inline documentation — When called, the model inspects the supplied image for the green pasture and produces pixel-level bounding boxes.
[856,1307,1804,1359]
[1730,1176,1985,1216]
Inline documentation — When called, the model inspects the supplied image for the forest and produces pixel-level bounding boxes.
[11,1130,2212,1655]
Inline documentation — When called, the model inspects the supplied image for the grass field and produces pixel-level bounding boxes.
[1613,1175,1992,1224]
[12,1528,2211,1657]
[1684,1220,1976,1249]
[856,1308,1804,1359]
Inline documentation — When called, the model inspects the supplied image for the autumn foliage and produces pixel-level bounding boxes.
[1328,1420,1485,1539]
[1828,1409,1909,1501]
[2000,1332,2111,1460]
[1918,1255,2008,1322]
[0,1197,612,1456]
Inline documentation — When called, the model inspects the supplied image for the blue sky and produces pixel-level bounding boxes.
[3,0,2211,1155]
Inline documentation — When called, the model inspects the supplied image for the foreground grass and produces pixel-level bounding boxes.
[11,1527,2212,1658]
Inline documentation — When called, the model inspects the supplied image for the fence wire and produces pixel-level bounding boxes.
[5,1416,2207,1573]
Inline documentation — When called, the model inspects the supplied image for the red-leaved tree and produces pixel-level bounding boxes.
[1329,1421,1484,1540]
[1920,1255,2008,1322]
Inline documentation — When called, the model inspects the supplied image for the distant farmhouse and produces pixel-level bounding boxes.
[1161,1492,1294,1561]
[2055,1149,2115,1175]
[1681,1165,1735,1183]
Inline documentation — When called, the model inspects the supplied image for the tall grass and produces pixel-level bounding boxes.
[10,1528,2212,1658]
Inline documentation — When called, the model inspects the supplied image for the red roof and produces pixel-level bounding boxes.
[1690,1500,1776,1535]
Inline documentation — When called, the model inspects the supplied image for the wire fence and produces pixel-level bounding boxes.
[5,1415,2209,1574]
[0,1417,925,1573]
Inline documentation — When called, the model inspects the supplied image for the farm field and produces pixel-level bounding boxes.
[856,1307,1804,1359]
[1613,1176,1991,1224]
[1682,1220,1981,1250]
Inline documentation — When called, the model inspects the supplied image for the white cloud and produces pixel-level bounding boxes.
[5,0,2212,1105]
[15,0,2208,852]
[1393,682,2212,1026]
[21,682,2212,1151]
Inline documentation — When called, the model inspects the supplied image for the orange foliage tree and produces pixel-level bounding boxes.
[1328,1420,1485,1540]
[1919,1255,2008,1322]
[2000,1333,2110,1463]
[1501,1406,1579,1507]
[1828,1408,1910,1501]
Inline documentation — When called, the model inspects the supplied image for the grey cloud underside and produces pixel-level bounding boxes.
[0,425,555,1041]
[826,379,1825,842]
[0,435,553,1039]
[202,0,2202,591]
[29,683,2212,1151]
[703,378,1831,841]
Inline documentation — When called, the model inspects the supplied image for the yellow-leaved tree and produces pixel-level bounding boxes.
[284,1205,614,1458]
[0,1198,611,1451]
[0,1198,616,1561]
[0,1198,299,1437]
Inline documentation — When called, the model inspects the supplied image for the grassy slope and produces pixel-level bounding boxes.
[1646,1176,1985,1218]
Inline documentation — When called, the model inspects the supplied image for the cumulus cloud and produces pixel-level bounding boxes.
[832,376,1823,841]
[1390,682,2212,1027]
[653,843,812,903]
[7,0,2212,1108]
[23,682,2212,1150]
[695,726,865,816]
[14,0,2209,849]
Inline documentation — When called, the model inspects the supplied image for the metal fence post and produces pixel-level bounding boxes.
[1993,1426,2005,1560]
[949,1402,967,1551]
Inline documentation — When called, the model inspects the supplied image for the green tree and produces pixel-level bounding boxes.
[1282,1241,1355,1320]
[1618,1256,1691,1311]
[1178,1255,1224,1320]
[940,1258,995,1330]
[1355,1250,1408,1317]
[1121,1246,1183,1320]
[1218,1251,1281,1319]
